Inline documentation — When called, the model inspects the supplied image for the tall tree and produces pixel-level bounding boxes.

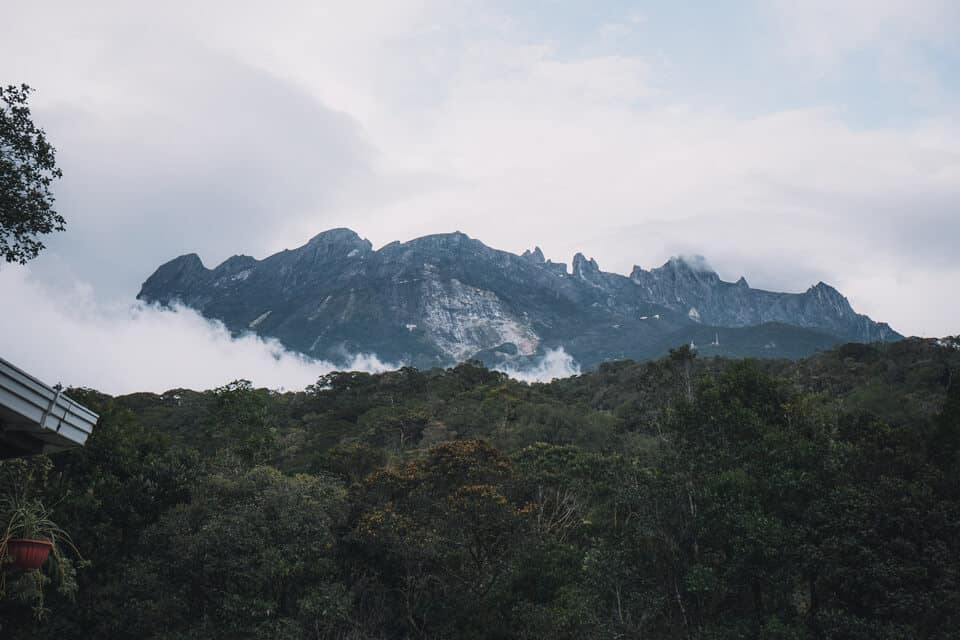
[0,84,64,264]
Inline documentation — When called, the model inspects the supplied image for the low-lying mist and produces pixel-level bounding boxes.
[0,268,394,394]
[0,268,579,394]
[494,347,582,383]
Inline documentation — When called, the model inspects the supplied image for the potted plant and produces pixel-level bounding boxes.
[1,496,78,572]
[0,460,85,621]
[5,539,52,571]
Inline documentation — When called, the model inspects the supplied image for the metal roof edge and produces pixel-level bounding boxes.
[0,356,99,448]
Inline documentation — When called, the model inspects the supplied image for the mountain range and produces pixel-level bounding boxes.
[137,229,901,370]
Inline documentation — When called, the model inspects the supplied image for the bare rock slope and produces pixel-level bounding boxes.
[138,229,900,369]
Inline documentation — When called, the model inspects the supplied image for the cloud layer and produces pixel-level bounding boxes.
[0,268,395,395]
[0,268,580,394]
[495,348,582,384]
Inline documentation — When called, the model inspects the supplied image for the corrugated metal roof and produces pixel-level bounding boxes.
[0,357,99,458]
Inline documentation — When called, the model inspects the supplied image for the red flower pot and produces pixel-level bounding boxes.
[5,538,54,570]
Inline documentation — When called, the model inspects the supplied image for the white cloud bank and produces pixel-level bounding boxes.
[495,348,581,384]
[0,267,580,394]
[0,268,396,395]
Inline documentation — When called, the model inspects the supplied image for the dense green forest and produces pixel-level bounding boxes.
[2,338,959,639]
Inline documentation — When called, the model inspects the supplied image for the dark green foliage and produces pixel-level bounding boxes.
[1,339,958,638]
[121,465,347,639]
[0,84,65,264]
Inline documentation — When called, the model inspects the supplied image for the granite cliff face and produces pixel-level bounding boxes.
[138,229,900,369]
[628,257,894,343]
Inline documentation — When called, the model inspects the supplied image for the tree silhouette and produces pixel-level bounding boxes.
[0,84,64,264]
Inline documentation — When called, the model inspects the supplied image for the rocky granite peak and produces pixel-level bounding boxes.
[140,253,211,295]
[572,253,601,279]
[216,254,258,272]
[521,247,546,263]
[666,254,715,273]
[300,228,373,261]
[138,228,902,369]
[306,227,368,246]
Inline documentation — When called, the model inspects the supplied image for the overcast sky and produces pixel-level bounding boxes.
[1,1,958,391]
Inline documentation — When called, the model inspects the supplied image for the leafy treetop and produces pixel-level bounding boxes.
[0,84,64,264]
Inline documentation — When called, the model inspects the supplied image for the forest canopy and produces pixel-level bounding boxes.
[1,337,959,639]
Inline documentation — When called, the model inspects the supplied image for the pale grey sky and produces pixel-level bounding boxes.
[0,1,958,391]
